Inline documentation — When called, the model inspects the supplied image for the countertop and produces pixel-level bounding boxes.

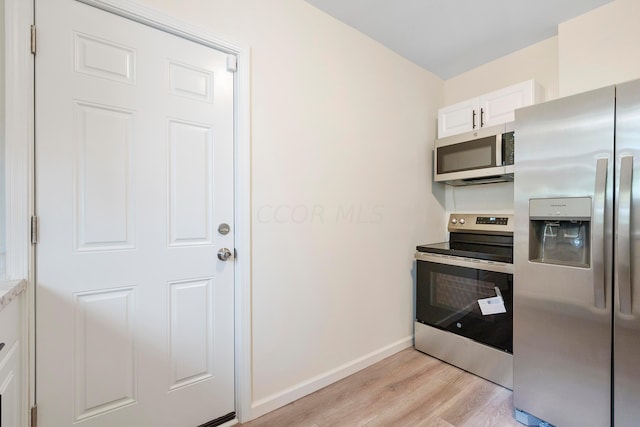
[0,279,27,312]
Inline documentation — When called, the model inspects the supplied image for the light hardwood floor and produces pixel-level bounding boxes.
[240,348,522,427]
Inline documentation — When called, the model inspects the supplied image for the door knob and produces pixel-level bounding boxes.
[217,248,233,261]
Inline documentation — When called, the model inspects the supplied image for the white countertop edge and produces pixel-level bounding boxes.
[0,279,27,312]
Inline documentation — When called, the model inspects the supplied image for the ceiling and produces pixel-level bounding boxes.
[304,0,613,79]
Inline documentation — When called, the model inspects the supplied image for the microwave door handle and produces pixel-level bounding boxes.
[593,157,608,309]
[617,155,633,315]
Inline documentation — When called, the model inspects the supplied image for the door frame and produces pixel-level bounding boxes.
[5,0,35,425]
[34,0,253,422]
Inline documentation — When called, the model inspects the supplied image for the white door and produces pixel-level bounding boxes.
[35,1,236,426]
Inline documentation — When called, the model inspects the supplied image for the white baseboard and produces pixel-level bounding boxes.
[249,335,413,421]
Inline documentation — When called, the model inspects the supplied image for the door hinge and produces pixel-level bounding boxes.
[31,216,39,244]
[31,405,38,427]
[30,25,36,55]
[226,54,237,73]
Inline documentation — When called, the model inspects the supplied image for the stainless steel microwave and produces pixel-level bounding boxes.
[434,122,515,186]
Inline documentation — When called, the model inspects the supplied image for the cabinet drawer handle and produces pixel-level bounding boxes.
[480,108,485,127]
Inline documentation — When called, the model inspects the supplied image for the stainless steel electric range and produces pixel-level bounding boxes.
[414,213,513,389]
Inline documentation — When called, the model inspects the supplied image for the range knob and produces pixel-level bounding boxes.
[459,218,466,225]
[451,218,458,224]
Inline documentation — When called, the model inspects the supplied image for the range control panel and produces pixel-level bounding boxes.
[448,213,513,234]
[476,216,510,225]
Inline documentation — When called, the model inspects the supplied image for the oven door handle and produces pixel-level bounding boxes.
[415,252,513,274]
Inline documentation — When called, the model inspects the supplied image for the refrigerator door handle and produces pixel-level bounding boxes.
[593,157,608,309]
[617,155,633,315]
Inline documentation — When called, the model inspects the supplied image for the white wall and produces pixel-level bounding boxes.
[135,0,445,419]
[444,36,559,105]
[559,0,640,96]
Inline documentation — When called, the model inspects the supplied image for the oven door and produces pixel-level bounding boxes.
[415,253,513,353]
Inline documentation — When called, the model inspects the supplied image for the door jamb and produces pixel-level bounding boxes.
[44,0,253,422]
[6,0,36,424]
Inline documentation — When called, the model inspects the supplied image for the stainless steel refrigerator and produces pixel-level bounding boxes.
[513,79,640,427]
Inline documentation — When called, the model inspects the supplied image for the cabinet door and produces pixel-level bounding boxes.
[480,80,537,128]
[0,296,23,427]
[0,342,21,427]
[437,97,479,138]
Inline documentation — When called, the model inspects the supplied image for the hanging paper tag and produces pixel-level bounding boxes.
[478,287,507,315]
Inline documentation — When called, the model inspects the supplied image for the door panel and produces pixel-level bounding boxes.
[73,101,135,251]
[73,288,137,421]
[168,119,214,246]
[35,1,235,426]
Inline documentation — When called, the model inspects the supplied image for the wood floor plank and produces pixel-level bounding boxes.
[240,348,522,427]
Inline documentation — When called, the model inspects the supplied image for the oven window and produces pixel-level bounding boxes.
[416,260,513,353]
[432,272,496,314]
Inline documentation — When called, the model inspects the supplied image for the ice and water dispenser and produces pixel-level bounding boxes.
[529,197,591,268]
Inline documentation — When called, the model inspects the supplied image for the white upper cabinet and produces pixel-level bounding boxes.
[437,97,480,138]
[438,80,545,138]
